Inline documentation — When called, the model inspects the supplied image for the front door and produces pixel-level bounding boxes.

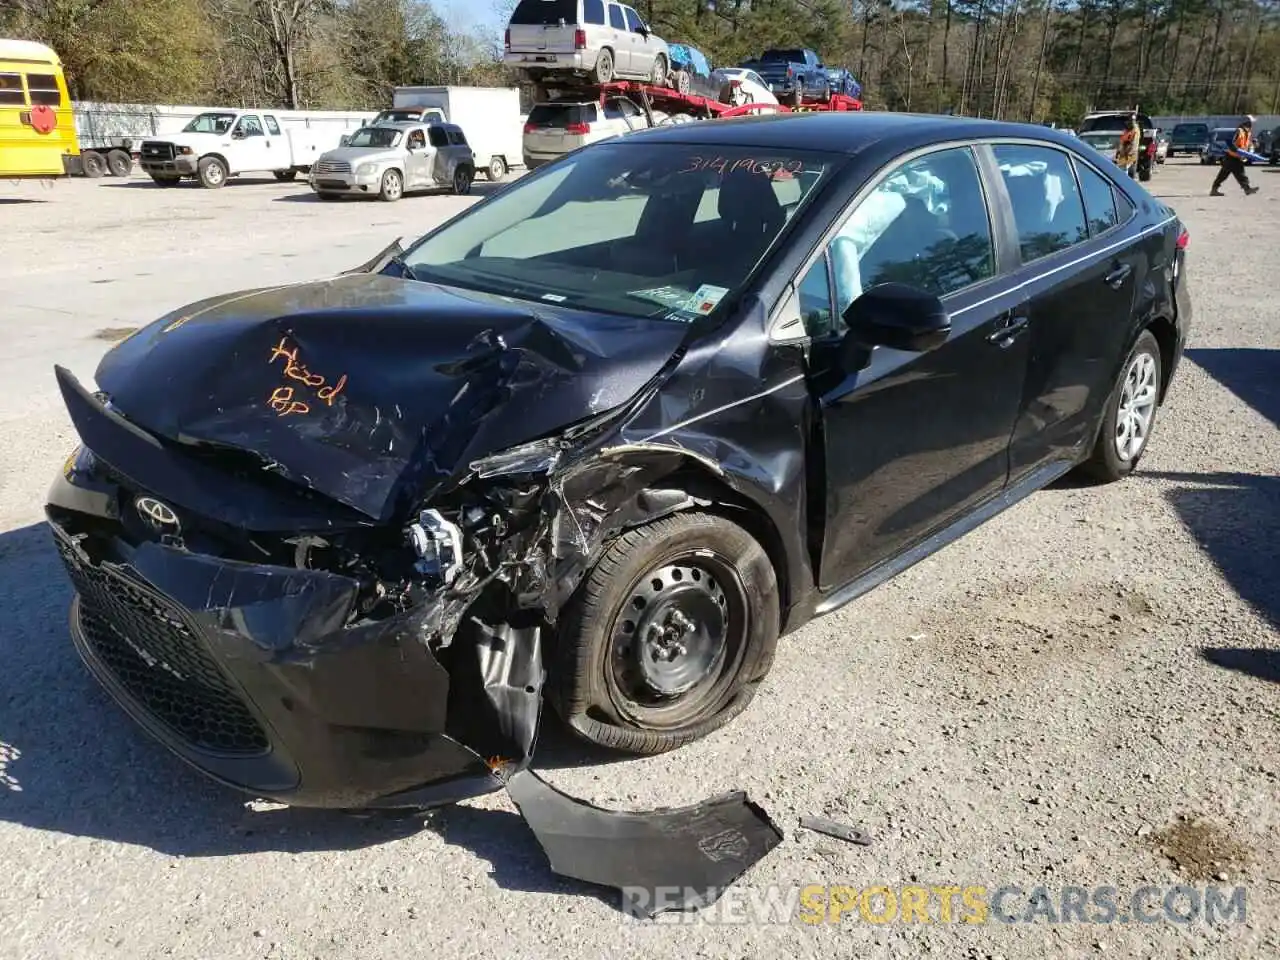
[798,145,1031,591]
[623,7,651,77]
[403,127,432,189]
[231,113,273,173]
[605,4,631,73]
[987,143,1145,479]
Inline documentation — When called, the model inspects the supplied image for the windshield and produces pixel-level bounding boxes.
[761,49,805,62]
[182,112,237,134]
[401,142,838,322]
[1172,123,1207,137]
[345,127,402,148]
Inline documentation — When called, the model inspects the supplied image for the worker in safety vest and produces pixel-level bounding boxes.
[1114,112,1141,178]
[1211,115,1260,196]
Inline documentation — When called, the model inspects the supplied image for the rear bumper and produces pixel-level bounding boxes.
[47,497,508,809]
[505,51,590,74]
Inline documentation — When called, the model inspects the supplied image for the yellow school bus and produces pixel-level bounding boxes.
[0,38,81,177]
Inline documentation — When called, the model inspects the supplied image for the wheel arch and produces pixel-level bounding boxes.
[1144,313,1179,403]
[200,152,230,173]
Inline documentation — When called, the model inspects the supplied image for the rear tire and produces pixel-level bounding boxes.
[81,151,106,178]
[197,156,227,188]
[672,69,691,95]
[452,165,473,195]
[591,48,615,84]
[1078,329,1163,483]
[486,156,506,181]
[106,149,132,177]
[650,54,667,87]
[549,512,780,755]
[273,169,297,181]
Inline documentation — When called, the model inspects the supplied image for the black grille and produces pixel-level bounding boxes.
[53,532,269,755]
[140,140,175,161]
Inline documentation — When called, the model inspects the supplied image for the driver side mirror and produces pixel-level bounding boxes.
[838,283,951,370]
[231,129,245,140]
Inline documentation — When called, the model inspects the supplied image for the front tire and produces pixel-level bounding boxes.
[550,512,780,755]
[197,156,227,188]
[452,165,473,195]
[378,168,403,202]
[1079,329,1162,483]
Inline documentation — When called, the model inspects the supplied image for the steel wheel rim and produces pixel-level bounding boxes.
[1115,351,1158,461]
[384,172,401,198]
[606,554,748,730]
[206,163,223,184]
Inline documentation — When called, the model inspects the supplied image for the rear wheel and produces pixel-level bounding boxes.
[197,156,227,188]
[378,168,403,201]
[591,48,615,84]
[81,151,106,178]
[486,156,506,181]
[106,149,132,177]
[452,165,474,195]
[650,54,668,87]
[550,512,780,755]
[273,169,297,181]
[1079,329,1162,483]
[672,69,691,95]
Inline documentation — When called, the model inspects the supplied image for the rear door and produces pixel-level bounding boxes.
[508,0,580,54]
[428,125,451,182]
[987,142,1144,478]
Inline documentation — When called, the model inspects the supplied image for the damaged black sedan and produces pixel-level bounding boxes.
[48,113,1191,812]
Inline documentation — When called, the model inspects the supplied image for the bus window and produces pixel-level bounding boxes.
[26,72,63,105]
[0,73,23,105]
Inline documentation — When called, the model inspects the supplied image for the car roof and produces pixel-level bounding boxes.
[618,111,1089,156]
[371,121,423,129]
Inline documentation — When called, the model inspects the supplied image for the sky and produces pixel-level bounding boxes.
[435,0,507,37]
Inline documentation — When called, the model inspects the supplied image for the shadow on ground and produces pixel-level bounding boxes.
[0,197,46,205]
[1199,647,1280,684]
[272,181,507,203]
[1187,347,1279,430]
[1143,471,1280,630]
[103,176,297,190]
[0,518,623,895]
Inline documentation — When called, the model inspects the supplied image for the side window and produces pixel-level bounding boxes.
[796,255,836,338]
[603,100,623,120]
[407,129,426,149]
[447,128,466,145]
[26,73,62,106]
[829,146,995,313]
[624,6,644,31]
[264,115,281,135]
[583,0,606,24]
[618,99,640,117]
[237,115,264,137]
[1074,158,1120,236]
[992,144,1089,263]
[0,73,24,105]
[428,126,449,147]
[608,4,626,29]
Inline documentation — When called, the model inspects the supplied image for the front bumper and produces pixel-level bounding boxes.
[309,170,382,194]
[141,156,198,176]
[47,496,518,809]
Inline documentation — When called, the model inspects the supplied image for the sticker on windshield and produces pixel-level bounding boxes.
[629,285,696,310]
[689,284,730,315]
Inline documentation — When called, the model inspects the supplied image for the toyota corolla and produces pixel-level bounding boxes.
[47,112,1191,814]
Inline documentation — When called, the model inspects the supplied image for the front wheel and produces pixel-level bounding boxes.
[1078,329,1162,483]
[452,165,473,195]
[149,174,181,187]
[197,156,227,188]
[378,168,403,201]
[550,512,780,755]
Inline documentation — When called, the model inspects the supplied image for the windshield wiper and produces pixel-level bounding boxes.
[387,255,419,281]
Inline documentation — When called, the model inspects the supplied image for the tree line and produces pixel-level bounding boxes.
[3,0,1278,123]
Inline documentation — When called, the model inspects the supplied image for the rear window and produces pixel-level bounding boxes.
[428,126,449,147]
[762,50,805,62]
[26,72,62,106]
[447,128,467,145]
[1079,114,1150,133]
[527,103,594,127]
[510,0,579,24]
[1212,129,1234,142]
[583,0,605,23]
[0,73,23,105]
[1172,123,1207,137]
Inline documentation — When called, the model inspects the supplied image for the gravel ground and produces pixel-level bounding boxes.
[1,161,1277,960]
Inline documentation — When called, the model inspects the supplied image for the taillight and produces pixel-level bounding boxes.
[1146,141,1157,156]
[523,122,538,134]
[574,29,586,49]
[565,122,590,135]
[1176,227,1189,250]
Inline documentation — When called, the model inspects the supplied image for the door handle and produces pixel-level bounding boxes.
[1104,263,1132,288]
[986,313,1029,346]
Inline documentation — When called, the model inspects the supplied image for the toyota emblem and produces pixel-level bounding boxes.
[135,496,180,533]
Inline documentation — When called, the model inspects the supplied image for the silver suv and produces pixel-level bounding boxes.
[309,122,476,202]
[504,0,670,87]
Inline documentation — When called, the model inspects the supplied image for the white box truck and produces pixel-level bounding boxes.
[381,86,524,181]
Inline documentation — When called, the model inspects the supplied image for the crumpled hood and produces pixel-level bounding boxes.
[92,272,688,521]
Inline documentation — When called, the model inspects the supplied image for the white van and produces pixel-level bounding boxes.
[504,0,670,87]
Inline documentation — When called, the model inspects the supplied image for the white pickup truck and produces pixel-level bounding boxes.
[137,109,358,188]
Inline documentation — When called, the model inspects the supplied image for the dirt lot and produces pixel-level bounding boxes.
[1,161,1277,960]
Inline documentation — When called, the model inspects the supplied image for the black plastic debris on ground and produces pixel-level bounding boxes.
[503,768,784,918]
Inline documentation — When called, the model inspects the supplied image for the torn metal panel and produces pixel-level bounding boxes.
[798,816,873,846]
[503,768,784,917]
[91,272,692,522]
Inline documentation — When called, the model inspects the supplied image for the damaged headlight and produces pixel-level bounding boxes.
[469,437,562,479]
